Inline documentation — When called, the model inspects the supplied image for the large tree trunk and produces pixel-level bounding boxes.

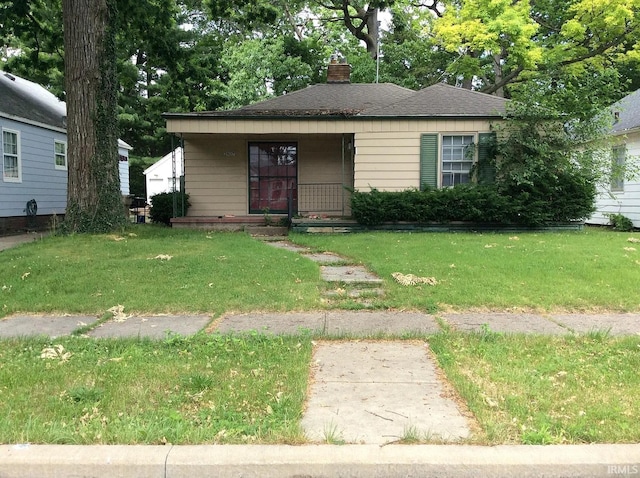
[62,0,125,233]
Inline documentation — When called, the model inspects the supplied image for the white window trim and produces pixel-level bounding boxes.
[439,132,477,188]
[611,145,625,193]
[2,128,22,183]
[54,139,68,171]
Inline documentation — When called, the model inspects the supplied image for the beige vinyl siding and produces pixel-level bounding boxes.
[184,136,247,216]
[167,118,496,136]
[354,132,421,191]
[182,134,349,216]
[353,120,494,192]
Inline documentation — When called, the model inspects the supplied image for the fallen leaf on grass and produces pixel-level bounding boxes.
[40,344,72,362]
[624,247,637,252]
[108,304,130,322]
[107,235,126,241]
[152,254,173,261]
[392,272,437,286]
[628,238,640,243]
[21,272,30,280]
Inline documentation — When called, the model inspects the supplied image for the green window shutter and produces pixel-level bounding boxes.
[476,132,496,185]
[420,134,438,190]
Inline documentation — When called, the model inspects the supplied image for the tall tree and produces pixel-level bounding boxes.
[433,0,640,98]
[62,0,126,232]
[0,0,65,97]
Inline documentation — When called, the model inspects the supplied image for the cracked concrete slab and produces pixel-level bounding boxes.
[550,313,640,336]
[0,315,98,338]
[302,341,470,444]
[441,312,567,334]
[215,312,325,335]
[325,311,440,336]
[87,315,211,339]
[320,265,383,283]
[264,241,309,253]
[303,252,345,264]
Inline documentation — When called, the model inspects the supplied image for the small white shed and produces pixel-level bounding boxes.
[143,147,183,205]
[118,139,132,196]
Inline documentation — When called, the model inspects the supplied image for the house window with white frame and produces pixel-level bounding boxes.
[54,140,67,170]
[611,145,625,192]
[441,135,474,186]
[2,129,21,182]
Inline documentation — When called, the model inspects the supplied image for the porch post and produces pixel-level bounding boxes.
[341,134,345,217]
[171,135,177,219]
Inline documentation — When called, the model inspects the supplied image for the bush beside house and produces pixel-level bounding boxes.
[149,192,190,226]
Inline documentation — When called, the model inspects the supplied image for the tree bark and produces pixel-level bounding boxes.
[62,0,125,233]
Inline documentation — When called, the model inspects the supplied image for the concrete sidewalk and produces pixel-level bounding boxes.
[0,232,46,251]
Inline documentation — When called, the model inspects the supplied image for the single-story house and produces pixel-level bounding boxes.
[143,147,184,206]
[588,89,640,228]
[0,71,131,234]
[164,61,508,228]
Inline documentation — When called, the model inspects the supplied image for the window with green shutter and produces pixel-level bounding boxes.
[420,134,438,190]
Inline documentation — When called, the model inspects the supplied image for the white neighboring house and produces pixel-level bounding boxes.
[143,147,183,206]
[0,70,131,233]
[589,90,640,228]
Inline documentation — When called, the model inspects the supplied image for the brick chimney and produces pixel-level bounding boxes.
[327,54,351,84]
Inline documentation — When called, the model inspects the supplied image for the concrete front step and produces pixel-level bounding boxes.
[320,265,383,284]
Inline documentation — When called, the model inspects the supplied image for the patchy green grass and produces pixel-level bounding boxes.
[429,331,640,444]
[2,226,640,445]
[291,227,640,312]
[0,333,311,444]
[0,226,321,319]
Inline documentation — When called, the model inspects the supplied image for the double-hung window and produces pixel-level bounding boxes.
[54,140,67,170]
[441,135,474,186]
[2,129,21,182]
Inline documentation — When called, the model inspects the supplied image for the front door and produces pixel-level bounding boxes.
[249,142,297,214]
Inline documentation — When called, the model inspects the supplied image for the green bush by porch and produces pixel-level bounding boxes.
[351,182,594,227]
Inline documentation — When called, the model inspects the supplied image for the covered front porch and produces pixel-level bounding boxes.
[175,132,354,226]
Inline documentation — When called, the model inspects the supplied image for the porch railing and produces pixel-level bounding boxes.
[291,183,351,218]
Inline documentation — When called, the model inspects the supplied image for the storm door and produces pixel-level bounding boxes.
[249,142,297,214]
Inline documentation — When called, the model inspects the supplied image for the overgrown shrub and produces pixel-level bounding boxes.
[149,192,191,226]
[350,179,594,227]
[351,186,516,226]
[608,213,634,232]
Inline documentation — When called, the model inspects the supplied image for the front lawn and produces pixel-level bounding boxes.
[1,226,639,445]
[290,227,640,312]
[0,226,321,319]
[0,333,311,444]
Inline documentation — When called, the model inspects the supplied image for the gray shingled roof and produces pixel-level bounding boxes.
[203,83,416,117]
[168,81,507,119]
[611,89,640,134]
[0,71,66,129]
[363,83,508,117]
